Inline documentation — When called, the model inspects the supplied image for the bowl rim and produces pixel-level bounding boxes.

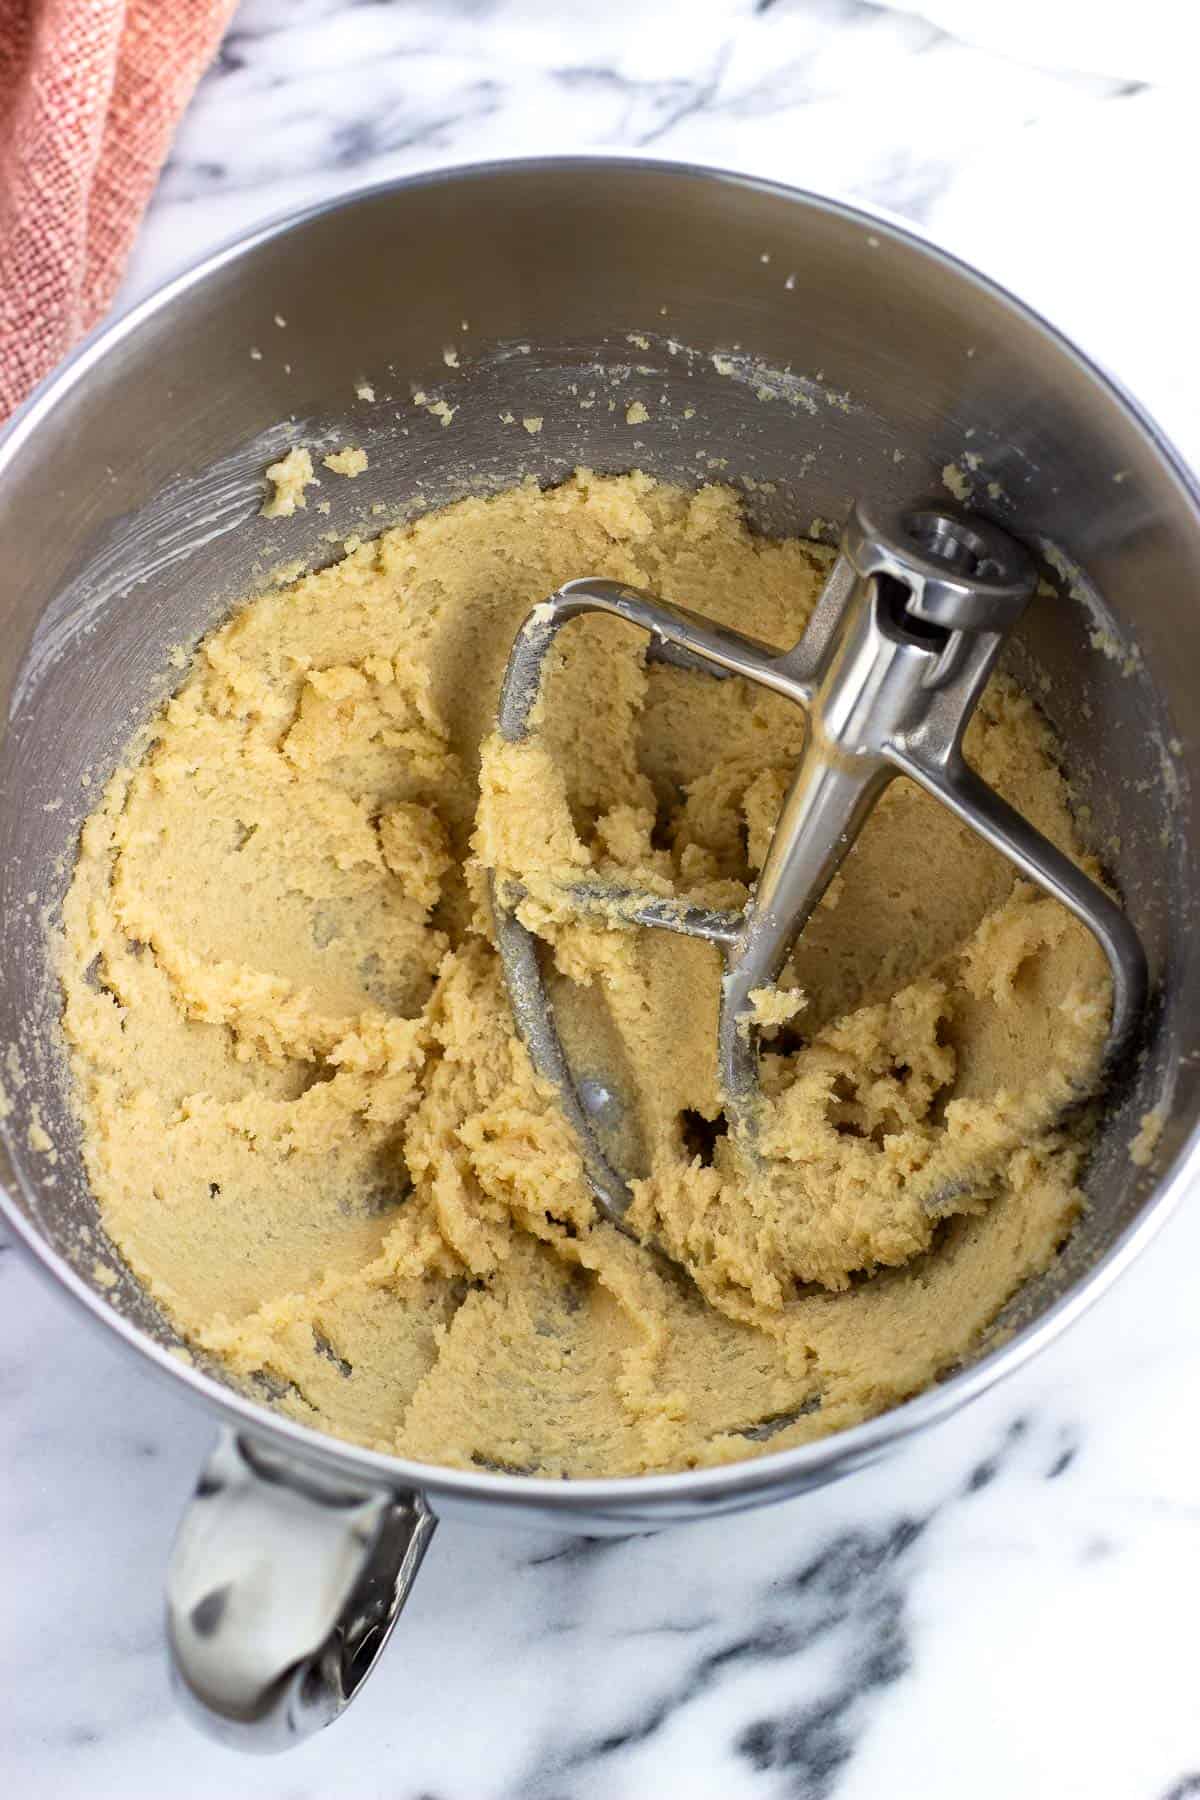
[2,151,1198,1517]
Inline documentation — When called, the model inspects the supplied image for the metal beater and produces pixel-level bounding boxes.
[491,499,1148,1227]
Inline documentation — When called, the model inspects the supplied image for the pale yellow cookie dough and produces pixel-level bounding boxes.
[60,472,1109,1476]
[260,446,317,518]
[323,446,369,478]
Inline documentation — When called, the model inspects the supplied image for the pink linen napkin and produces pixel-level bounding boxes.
[0,0,236,419]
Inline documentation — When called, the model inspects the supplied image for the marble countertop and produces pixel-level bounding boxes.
[5,2,1200,1795]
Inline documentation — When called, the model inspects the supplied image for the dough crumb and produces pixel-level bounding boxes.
[1087,626,1142,678]
[626,401,649,426]
[356,382,376,401]
[261,447,317,519]
[942,462,972,502]
[323,447,369,478]
[268,558,307,587]
[414,391,457,427]
[522,416,543,435]
[443,347,460,368]
[1130,1107,1164,1167]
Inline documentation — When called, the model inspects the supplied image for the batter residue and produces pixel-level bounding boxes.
[60,472,1108,1475]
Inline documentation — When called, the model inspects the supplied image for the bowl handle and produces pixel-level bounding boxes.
[165,1428,435,1751]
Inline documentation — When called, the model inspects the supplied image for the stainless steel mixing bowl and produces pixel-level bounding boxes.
[0,158,1196,1753]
